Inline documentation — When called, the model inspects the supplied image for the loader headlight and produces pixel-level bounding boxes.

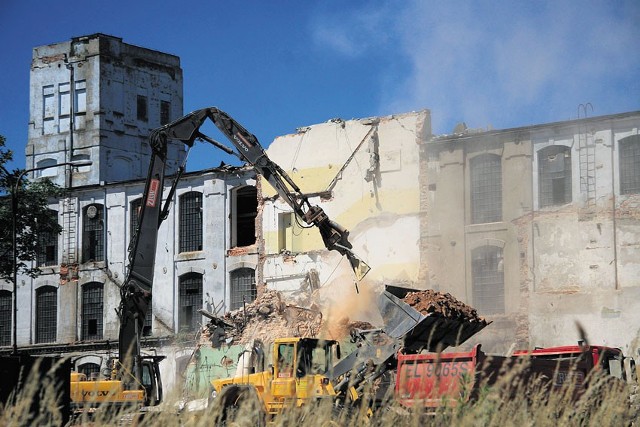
[210,389,217,400]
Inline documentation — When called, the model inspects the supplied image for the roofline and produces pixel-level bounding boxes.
[429,110,640,143]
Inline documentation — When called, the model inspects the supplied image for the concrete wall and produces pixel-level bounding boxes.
[4,167,257,392]
[261,111,431,317]
[27,34,185,187]
[424,111,640,355]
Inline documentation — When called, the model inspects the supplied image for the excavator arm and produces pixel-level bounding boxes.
[159,107,370,277]
[119,107,370,385]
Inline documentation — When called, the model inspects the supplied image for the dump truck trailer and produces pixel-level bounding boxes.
[395,343,636,410]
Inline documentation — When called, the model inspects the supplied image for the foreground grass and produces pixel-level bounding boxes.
[1,360,637,426]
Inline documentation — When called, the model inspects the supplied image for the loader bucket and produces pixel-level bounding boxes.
[378,285,490,352]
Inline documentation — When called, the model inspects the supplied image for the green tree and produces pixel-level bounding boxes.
[0,134,64,282]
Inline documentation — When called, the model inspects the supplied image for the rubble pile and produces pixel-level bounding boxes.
[403,290,483,322]
[223,289,324,344]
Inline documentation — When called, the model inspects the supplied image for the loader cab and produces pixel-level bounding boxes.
[273,338,340,379]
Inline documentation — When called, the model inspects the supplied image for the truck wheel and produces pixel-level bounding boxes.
[211,385,265,426]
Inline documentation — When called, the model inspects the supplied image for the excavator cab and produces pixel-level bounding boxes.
[140,355,165,406]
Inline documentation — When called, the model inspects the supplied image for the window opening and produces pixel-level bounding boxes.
[82,282,103,341]
[179,273,202,332]
[35,286,57,343]
[37,209,58,267]
[137,95,148,122]
[472,246,505,315]
[179,192,203,252]
[0,290,11,346]
[230,268,256,310]
[470,154,502,224]
[620,135,640,195]
[539,146,572,207]
[82,204,104,262]
[232,186,258,247]
[160,100,171,125]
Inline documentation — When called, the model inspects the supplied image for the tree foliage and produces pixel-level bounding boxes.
[0,135,64,282]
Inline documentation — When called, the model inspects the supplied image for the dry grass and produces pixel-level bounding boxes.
[1,358,637,427]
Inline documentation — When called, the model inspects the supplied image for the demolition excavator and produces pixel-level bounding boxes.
[70,107,371,412]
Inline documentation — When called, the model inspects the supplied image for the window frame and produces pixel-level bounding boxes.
[178,273,203,332]
[35,286,57,344]
[471,245,505,315]
[81,282,104,341]
[179,192,203,253]
[470,153,503,224]
[620,135,640,195]
[538,145,572,208]
[229,268,257,311]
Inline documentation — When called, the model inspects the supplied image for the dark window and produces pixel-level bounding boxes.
[179,192,203,253]
[82,282,103,341]
[35,286,57,343]
[178,273,202,332]
[232,186,258,247]
[130,198,142,244]
[620,135,640,195]
[472,246,505,315]
[160,101,171,125]
[0,290,11,346]
[230,268,256,310]
[78,362,101,378]
[539,146,572,207]
[37,209,59,267]
[470,154,502,224]
[82,204,104,262]
[143,298,152,337]
[137,95,148,121]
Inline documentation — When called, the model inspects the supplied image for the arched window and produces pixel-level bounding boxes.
[178,273,203,332]
[82,204,104,262]
[620,135,640,195]
[179,192,203,253]
[538,145,572,207]
[230,268,256,310]
[231,186,258,247]
[82,282,104,341]
[37,209,59,267]
[78,362,101,379]
[0,290,12,346]
[470,154,502,224]
[472,246,505,315]
[35,286,57,343]
[35,158,58,178]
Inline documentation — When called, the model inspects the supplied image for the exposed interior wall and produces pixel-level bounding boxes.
[261,111,431,305]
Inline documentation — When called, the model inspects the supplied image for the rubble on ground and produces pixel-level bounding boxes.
[402,289,483,322]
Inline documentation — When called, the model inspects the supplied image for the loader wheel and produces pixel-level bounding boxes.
[211,385,265,427]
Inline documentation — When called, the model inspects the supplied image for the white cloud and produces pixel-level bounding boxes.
[311,0,640,133]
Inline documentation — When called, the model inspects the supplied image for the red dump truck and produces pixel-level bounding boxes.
[395,343,636,410]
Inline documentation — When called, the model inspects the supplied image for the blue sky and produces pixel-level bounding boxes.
[1,0,638,172]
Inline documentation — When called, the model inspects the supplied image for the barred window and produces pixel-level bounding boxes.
[470,154,502,224]
[538,146,572,207]
[0,290,11,346]
[78,362,101,379]
[179,192,203,253]
[82,204,104,262]
[35,286,57,343]
[620,135,640,195]
[178,273,202,332]
[82,282,104,341]
[130,198,142,243]
[472,246,505,315]
[230,268,256,310]
[37,209,59,267]
[232,186,258,248]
